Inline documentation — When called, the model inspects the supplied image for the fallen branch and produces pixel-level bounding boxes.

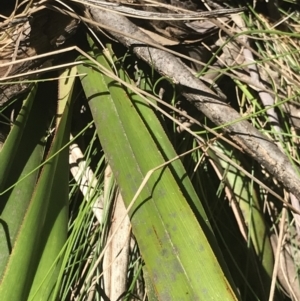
[88,6,300,201]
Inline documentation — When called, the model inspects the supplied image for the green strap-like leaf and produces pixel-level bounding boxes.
[0,68,74,301]
[78,44,239,300]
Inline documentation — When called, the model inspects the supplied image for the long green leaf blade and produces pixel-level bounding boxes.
[0,72,73,300]
[78,47,239,300]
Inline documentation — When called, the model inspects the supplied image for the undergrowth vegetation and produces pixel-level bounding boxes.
[0,0,300,300]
